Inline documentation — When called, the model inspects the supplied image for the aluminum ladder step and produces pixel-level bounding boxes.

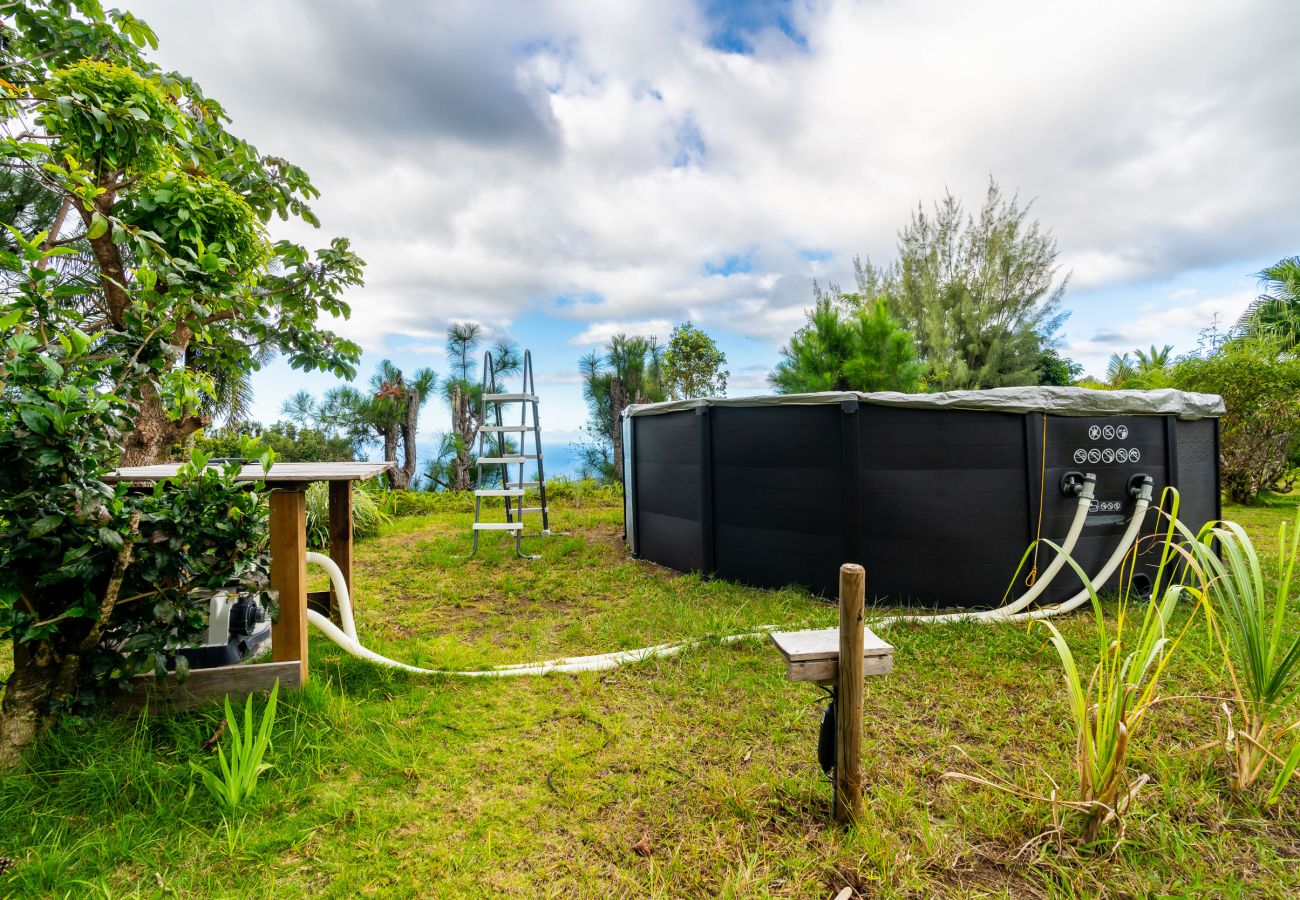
[472,522,524,531]
[483,393,538,402]
[505,481,540,489]
[477,455,541,464]
[480,425,533,433]
[516,506,547,514]
[475,489,525,497]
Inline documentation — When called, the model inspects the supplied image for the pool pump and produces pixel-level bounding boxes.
[176,592,271,669]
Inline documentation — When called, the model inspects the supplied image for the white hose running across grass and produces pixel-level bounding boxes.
[302,473,1154,676]
[304,553,774,677]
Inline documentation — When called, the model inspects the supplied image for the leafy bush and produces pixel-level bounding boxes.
[0,238,272,770]
[304,482,387,548]
[1173,338,1300,503]
[195,420,355,463]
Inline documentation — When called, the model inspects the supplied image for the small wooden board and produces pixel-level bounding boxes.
[770,627,894,683]
[111,660,301,712]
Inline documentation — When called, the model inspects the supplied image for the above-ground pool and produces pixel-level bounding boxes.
[621,387,1223,607]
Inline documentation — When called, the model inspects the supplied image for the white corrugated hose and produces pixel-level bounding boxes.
[300,474,1153,676]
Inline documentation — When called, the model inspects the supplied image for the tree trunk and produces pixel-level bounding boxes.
[610,376,628,484]
[382,420,404,489]
[396,389,420,491]
[450,386,475,492]
[120,381,208,467]
[0,641,58,772]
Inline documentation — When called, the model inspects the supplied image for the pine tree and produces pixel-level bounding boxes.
[770,297,926,393]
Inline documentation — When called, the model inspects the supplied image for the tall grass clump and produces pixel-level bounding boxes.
[949,489,1205,845]
[1188,512,1300,801]
[305,482,388,548]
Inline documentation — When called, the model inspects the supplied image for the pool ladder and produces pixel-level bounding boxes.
[470,349,551,558]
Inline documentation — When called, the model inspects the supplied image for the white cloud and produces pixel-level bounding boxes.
[568,319,674,347]
[125,0,1299,399]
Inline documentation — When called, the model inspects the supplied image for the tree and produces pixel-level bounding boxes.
[1105,344,1174,389]
[886,180,1068,390]
[579,334,665,482]
[442,323,519,491]
[1173,338,1300,503]
[283,360,436,489]
[1235,256,1300,347]
[371,360,437,491]
[1035,347,1083,386]
[662,321,728,399]
[770,296,926,394]
[1,2,365,466]
[196,420,355,463]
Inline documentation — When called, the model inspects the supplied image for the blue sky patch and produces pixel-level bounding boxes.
[672,116,707,167]
[703,0,807,54]
[705,251,756,276]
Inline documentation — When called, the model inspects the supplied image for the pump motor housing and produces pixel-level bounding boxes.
[174,591,271,669]
[621,387,1222,608]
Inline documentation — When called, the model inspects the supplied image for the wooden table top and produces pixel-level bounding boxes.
[769,627,894,662]
[105,461,393,484]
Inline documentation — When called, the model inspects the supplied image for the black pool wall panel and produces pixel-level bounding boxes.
[857,405,1032,606]
[630,410,704,574]
[710,403,847,596]
[624,390,1223,608]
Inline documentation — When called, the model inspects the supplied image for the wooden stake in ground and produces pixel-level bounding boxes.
[835,563,865,826]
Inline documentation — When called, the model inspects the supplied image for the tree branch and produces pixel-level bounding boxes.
[46,510,142,711]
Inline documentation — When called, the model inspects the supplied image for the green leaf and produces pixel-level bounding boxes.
[1268,739,1300,804]
[86,212,110,241]
[19,406,49,434]
[27,515,64,539]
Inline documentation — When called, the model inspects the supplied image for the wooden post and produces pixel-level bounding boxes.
[835,563,865,826]
[269,487,309,684]
[328,480,354,609]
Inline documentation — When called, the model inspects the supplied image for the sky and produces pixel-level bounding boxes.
[127,0,1300,473]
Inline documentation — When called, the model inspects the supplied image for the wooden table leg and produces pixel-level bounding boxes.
[328,480,353,609]
[269,487,309,684]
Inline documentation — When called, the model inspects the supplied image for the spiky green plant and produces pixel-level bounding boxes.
[190,680,279,814]
[948,489,1204,844]
[1186,512,1300,800]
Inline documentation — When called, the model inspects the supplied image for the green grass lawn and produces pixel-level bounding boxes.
[1,495,1299,897]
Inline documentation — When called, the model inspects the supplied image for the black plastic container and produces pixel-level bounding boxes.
[623,390,1221,607]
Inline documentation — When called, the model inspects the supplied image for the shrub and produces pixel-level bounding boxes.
[1173,338,1300,503]
[947,490,1203,844]
[0,238,272,770]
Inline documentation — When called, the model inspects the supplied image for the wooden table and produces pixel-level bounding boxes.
[105,462,392,704]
